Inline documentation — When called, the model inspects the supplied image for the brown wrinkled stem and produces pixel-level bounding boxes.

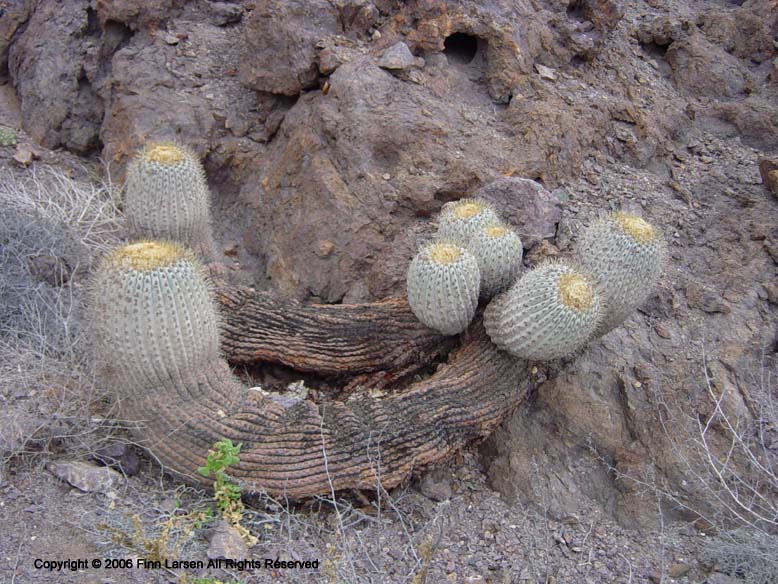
[215,286,454,378]
[124,315,529,499]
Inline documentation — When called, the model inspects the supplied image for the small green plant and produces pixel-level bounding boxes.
[180,576,242,584]
[0,127,18,147]
[198,439,257,546]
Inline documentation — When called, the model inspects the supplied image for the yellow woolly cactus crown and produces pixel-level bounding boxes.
[558,272,594,311]
[429,242,462,264]
[453,200,488,219]
[613,212,656,244]
[143,143,186,164]
[107,241,187,271]
[484,225,508,238]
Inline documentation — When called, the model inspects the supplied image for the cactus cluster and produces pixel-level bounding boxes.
[124,142,216,260]
[406,198,524,334]
[484,260,602,360]
[406,242,480,335]
[89,240,220,389]
[411,196,665,357]
[575,212,666,336]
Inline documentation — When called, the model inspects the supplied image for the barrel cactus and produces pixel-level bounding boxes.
[407,241,480,335]
[89,240,221,389]
[575,212,666,336]
[124,142,216,260]
[484,260,602,360]
[438,198,500,245]
[467,224,523,299]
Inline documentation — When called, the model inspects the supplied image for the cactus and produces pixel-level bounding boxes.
[89,240,220,389]
[467,223,523,299]
[406,241,480,335]
[574,212,666,336]
[484,259,602,360]
[124,142,216,260]
[437,198,500,245]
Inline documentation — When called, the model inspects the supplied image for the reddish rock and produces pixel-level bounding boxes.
[238,0,340,96]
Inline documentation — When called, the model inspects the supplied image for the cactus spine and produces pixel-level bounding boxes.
[407,242,480,335]
[89,241,221,390]
[437,198,500,245]
[467,224,523,299]
[575,212,666,336]
[484,260,602,360]
[124,142,216,260]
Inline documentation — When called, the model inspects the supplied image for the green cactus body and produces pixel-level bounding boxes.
[484,260,602,360]
[124,142,216,260]
[406,242,480,335]
[89,241,220,391]
[467,224,523,299]
[575,212,666,336]
[438,198,500,245]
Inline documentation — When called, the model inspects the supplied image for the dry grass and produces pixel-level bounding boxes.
[0,163,123,478]
[599,340,778,582]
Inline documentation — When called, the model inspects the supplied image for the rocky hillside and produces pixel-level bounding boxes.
[1,0,777,582]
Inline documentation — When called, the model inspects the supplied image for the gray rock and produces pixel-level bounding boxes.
[48,461,120,494]
[207,519,249,560]
[94,442,141,476]
[379,42,422,71]
[418,468,453,502]
[475,177,562,249]
[534,63,557,81]
[209,2,243,26]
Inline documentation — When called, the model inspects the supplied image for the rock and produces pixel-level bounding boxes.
[0,0,31,81]
[666,33,749,99]
[238,57,526,301]
[418,468,453,502]
[758,158,778,197]
[637,16,690,47]
[686,283,731,314]
[239,0,340,95]
[94,0,173,30]
[317,38,359,75]
[208,2,243,26]
[28,255,70,286]
[379,42,422,71]
[534,64,557,81]
[712,98,778,151]
[699,1,778,63]
[93,442,141,477]
[764,281,778,305]
[8,0,102,153]
[207,519,249,561]
[48,461,120,494]
[668,562,691,578]
[474,177,562,249]
[654,323,671,339]
[12,144,34,166]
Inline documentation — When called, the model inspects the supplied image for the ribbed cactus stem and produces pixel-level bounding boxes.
[438,198,500,245]
[125,142,217,260]
[467,223,523,299]
[407,241,480,335]
[90,241,221,391]
[575,212,666,336]
[484,260,602,361]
